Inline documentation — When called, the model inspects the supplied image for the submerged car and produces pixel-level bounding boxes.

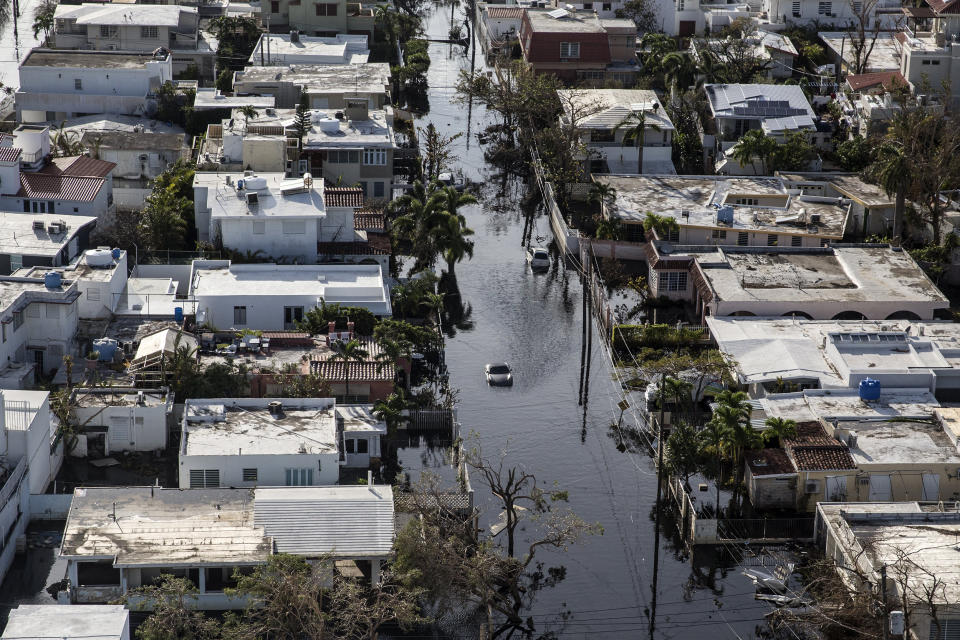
[526,246,550,270]
[484,363,513,386]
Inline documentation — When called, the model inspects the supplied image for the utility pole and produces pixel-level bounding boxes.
[577,248,588,405]
[881,565,889,640]
[649,372,667,638]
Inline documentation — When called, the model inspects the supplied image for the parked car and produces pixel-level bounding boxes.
[484,363,513,386]
[526,246,550,270]
[438,171,466,191]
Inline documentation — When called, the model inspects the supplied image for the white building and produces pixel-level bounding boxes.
[189,260,392,330]
[558,88,675,175]
[16,49,173,124]
[51,4,215,78]
[180,398,341,488]
[693,30,798,80]
[72,388,173,455]
[476,4,524,54]
[16,249,129,320]
[1,604,130,640]
[60,485,395,608]
[248,33,370,66]
[232,63,392,110]
[194,172,328,262]
[706,318,960,400]
[0,212,96,275]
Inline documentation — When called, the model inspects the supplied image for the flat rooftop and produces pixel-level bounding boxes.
[250,33,369,64]
[18,248,127,283]
[841,417,960,465]
[190,262,392,315]
[193,89,275,110]
[233,108,395,149]
[599,175,848,237]
[763,388,942,423]
[0,275,79,312]
[235,63,391,95]
[73,387,169,408]
[182,398,338,457]
[820,32,901,72]
[525,8,607,33]
[54,3,192,27]
[778,172,895,208]
[2,604,128,640]
[61,486,272,566]
[697,246,947,305]
[195,172,327,219]
[0,212,96,256]
[21,49,167,69]
[3,389,49,431]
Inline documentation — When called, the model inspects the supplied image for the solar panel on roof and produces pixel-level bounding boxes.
[547,8,569,18]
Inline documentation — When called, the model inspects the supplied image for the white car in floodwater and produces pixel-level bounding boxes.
[484,363,513,386]
[526,246,550,270]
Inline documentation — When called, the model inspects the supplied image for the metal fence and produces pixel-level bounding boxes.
[717,517,814,542]
[407,408,455,433]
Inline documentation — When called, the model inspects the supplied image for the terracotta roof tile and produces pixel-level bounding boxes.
[354,211,385,231]
[790,446,856,471]
[40,155,116,178]
[310,360,393,382]
[783,421,839,449]
[846,71,907,92]
[17,173,105,202]
[0,147,22,163]
[325,187,364,208]
[746,448,796,476]
[488,6,524,18]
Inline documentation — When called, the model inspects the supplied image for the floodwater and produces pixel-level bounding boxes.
[0,0,44,90]
[398,6,776,638]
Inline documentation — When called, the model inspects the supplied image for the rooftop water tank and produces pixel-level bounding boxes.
[244,176,267,190]
[859,378,881,402]
[92,338,119,362]
[85,249,114,268]
[44,272,61,289]
[236,179,245,191]
[174,307,184,323]
[716,205,735,225]
[111,248,122,260]
[316,117,340,134]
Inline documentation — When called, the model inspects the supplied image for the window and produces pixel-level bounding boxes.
[252,221,265,234]
[734,197,758,206]
[373,182,385,198]
[285,468,314,486]
[677,0,684,9]
[658,272,687,292]
[852,0,862,11]
[9,255,22,272]
[271,0,279,11]
[242,468,258,482]
[86,288,100,301]
[233,306,247,326]
[45,304,58,319]
[74,78,82,91]
[791,235,802,247]
[283,306,304,325]
[737,232,749,246]
[282,220,306,235]
[711,229,726,239]
[327,150,359,164]
[100,25,112,37]
[363,148,386,166]
[189,469,220,488]
[140,26,159,39]
[315,3,338,15]
[583,2,592,8]
[345,438,355,454]
[792,0,801,15]
[603,3,611,9]
[560,42,580,58]
[356,438,369,454]
[12,311,22,330]
[818,1,831,14]
[922,59,942,65]
[767,234,778,246]
[665,228,679,243]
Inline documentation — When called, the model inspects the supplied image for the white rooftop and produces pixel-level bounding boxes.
[0,212,96,257]
[54,3,193,27]
[231,108,395,149]
[557,88,675,131]
[2,604,129,640]
[193,89,275,111]
[3,389,49,432]
[183,398,338,457]
[195,172,327,220]
[705,83,816,129]
[819,32,901,73]
[249,33,369,65]
[235,63,391,95]
[189,262,392,316]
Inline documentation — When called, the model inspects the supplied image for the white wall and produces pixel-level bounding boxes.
[77,254,128,319]
[19,58,172,98]
[5,393,58,495]
[73,403,170,453]
[0,460,30,590]
[216,217,320,264]
[178,451,339,488]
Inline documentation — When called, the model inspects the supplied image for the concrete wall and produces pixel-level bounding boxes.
[74,403,170,453]
[30,492,73,519]
[0,460,29,591]
[216,217,320,264]
[6,395,58,495]
[178,451,339,488]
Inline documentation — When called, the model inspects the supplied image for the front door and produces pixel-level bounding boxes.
[869,474,892,501]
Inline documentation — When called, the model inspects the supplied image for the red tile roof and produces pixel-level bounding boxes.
[310,360,393,382]
[789,446,856,471]
[61,155,116,178]
[354,211,385,231]
[746,448,796,476]
[325,187,364,208]
[18,173,105,202]
[846,71,907,92]
[488,6,524,18]
[783,421,839,449]
[0,147,22,164]
[925,0,960,13]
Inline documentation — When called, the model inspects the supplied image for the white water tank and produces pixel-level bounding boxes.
[244,176,268,190]
[316,118,340,134]
[85,249,114,268]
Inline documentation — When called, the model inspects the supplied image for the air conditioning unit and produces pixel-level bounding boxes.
[805,482,819,494]
[139,154,149,161]
[47,224,60,234]
[32,220,44,230]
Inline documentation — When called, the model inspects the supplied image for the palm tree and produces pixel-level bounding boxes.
[663,376,693,420]
[374,391,409,435]
[390,181,444,270]
[433,212,474,277]
[238,105,260,128]
[615,110,662,175]
[731,129,777,175]
[762,417,797,448]
[50,122,84,158]
[433,185,477,226]
[662,51,697,97]
[587,182,617,211]
[33,10,54,43]
[373,336,411,384]
[873,140,910,244]
[642,212,680,240]
[699,418,730,515]
[419,291,445,325]
[327,338,369,401]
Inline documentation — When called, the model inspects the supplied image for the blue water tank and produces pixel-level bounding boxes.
[44,272,61,289]
[111,248,122,260]
[237,179,245,190]
[859,378,882,401]
[716,205,735,225]
[174,307,184,323]
[93,338,119,362]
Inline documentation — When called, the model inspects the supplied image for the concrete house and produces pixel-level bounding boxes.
[232,63,391,110]
[263,0,376,38]
[51,4,215,78]
[1,604,130,640]
[557,88,675,175]
[16,249,129,321]
[248,33,370,66]
[16,49,173,124]
[60,485,395,607]
[71,387,173,456]
[189,260,392,331]
[0,212,96,276]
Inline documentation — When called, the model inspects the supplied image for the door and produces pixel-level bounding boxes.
[825,475,847,501]
[868,474,892,501]
[109,414,133,453]
[678,21,696,36]
[922,473,940,501]
[283,306,303,330]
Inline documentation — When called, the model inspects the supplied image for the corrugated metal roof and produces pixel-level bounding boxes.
[17,173,105,202]
[254,486,394,557]
[0,147,22,163]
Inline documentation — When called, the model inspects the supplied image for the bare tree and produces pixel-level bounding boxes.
[847,0,884,76]
[329,572,428,640]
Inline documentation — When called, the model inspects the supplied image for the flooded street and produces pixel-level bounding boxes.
[399,7,774,638]
[0,0,43,90]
